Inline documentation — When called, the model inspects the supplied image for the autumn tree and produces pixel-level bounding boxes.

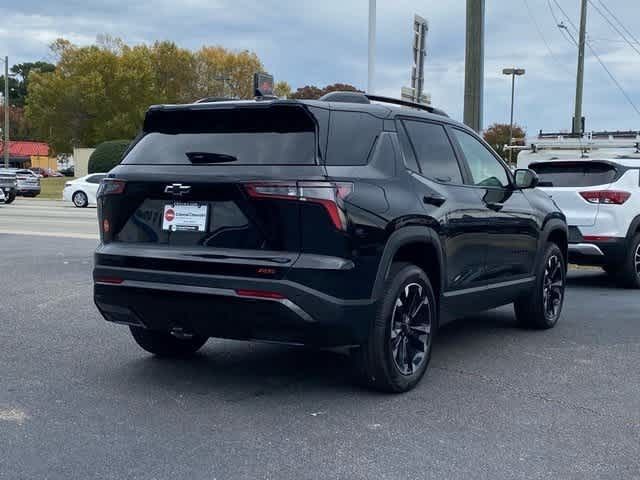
[25,38,266,151]
[483,123,526,162]
[274,81,292,99]
[194,46,263,100]
[289,83,362,100]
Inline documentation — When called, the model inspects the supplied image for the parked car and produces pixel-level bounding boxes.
[0,168,18,204]
[93,92,568,393]
[530,158,640,288]
[14,169,41,197]
[62,173,107,207]
[59,166,75,177]
[0,187,5,203]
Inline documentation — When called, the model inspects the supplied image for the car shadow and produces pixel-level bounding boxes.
[566,268,618,289]
[102,308,520,398]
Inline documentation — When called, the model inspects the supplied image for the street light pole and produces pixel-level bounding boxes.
[502,68,525,164]
[4,56,8,169]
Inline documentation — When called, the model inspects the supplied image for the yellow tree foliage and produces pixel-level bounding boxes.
[194,46,263,100]
[26,38,266,151]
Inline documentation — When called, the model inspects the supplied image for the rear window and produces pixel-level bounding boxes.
[124,105,317,165]
[530,162,619,187]
[325,111,382,166]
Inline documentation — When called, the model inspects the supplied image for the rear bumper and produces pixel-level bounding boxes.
[93,261,375,348]
[568,238,627,265]
[17,186,40,195]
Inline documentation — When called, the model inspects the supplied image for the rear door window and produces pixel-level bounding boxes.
[402,120,463,183]
[124,105,317,166]
[530,162,619,187]
[325,111,382,165]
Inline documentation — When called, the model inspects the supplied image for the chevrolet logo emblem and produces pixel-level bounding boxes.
[164,184,191,196]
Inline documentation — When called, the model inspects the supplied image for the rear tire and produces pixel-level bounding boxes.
[4,191,15,204]
[353,262,436,393]
[616,234,640,289]
[129,326,208,357]
[514,243,566,329]
[72,191,88,208]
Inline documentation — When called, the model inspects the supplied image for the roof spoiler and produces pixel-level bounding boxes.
[319,91,448,117]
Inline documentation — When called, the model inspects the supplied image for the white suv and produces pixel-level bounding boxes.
[529,158,640,288]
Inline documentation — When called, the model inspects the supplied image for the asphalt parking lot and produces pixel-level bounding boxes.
[1,199,639,479]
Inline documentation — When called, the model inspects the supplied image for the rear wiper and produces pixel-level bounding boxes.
[185,152,238,164]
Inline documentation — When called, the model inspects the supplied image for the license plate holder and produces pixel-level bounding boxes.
[162,202,208,232]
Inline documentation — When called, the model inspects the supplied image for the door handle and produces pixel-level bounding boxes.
[485,202,504,212]
[423,194,446,207]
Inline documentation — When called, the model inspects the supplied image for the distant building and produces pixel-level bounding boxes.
[0,141,52,169]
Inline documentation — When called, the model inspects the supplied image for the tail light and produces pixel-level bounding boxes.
[97,179,126,197]
[579,190,630,205]
[245,181,353,230]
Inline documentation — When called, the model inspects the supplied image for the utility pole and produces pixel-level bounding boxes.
[3,56,9,169]
[368,0,376,93]
[573,0,588,134]
[463,0,485,133]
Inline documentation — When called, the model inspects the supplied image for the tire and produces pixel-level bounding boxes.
[4,191,16,204]
[353,262,436,393]
[616,233,640,289]
[514,243,566,329]
[129,326,208,357]
[72,191,88,208]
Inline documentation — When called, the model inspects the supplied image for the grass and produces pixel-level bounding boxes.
[39,177,73,200]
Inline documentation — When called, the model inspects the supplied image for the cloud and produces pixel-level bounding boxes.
[1,0,639,132]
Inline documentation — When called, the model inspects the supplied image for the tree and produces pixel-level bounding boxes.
[10,61,55,107]
[289,83,362,100]
[194,46,263,100]
[88,140,130,173]
[483,123,526,162]
[25,37,265,151]
[274,81,292,99]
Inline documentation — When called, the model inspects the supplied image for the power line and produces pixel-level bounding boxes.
[587,0,640,57]
[547,0,578,47]
[522,0,573,75]
[584,40,640,117]
[596,0,640,47]
[550,1,640,118]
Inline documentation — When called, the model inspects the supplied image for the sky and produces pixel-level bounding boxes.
[0,0,639,134]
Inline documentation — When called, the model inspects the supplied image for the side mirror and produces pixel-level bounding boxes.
[514,169,539,190]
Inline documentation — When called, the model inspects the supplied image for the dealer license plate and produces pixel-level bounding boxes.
[162,202,208,232]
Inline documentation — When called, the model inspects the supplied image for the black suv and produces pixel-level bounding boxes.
[94,92,568,392]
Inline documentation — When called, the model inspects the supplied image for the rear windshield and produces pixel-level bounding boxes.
[123,105,317,165]
[530,162,619,187]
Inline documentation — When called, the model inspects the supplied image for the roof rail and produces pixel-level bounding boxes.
[318,91,448,117]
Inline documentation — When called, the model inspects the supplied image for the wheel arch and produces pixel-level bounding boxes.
[540,217,568,267]
[626,215,640,240]
[372,226,444,302]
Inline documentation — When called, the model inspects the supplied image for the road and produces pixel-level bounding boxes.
[1,199,639,479]
[0,198,98,239]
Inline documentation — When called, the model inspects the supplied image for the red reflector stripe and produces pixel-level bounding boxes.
[583,236,615,242]
[95,276,124,285]
[235,289,285,300]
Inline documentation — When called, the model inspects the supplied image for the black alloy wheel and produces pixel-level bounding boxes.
[542,253,564,322]
[390,282,432,376]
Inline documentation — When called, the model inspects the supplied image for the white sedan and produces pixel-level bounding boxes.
[62,173,107,208]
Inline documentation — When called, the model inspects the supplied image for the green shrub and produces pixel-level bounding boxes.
[88,140,131,173]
